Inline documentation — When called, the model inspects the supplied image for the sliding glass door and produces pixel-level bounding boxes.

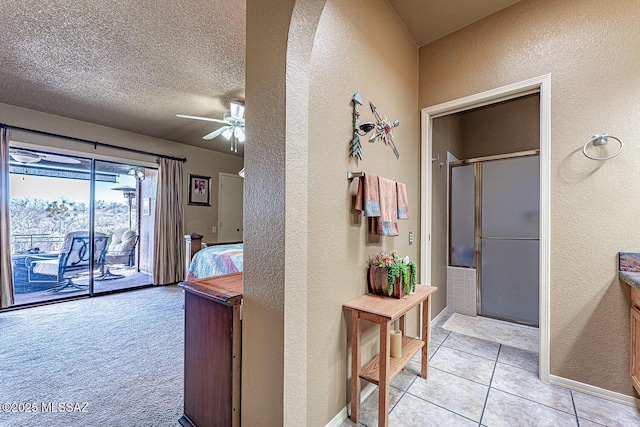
[9,149,92,304]
[92,160,155,294]
[8,145,156,306]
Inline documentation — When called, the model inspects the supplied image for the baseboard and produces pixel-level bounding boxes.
[431,306,449,326]
[325,382,377,427]
[549,374,640,407]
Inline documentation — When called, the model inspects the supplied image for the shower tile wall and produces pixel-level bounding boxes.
[447,267,477,316]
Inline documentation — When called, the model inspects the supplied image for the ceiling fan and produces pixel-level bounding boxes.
[9,148,81,164]
[177,101,245,153]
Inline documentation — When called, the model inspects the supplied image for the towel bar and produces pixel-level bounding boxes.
[347,171,364,180]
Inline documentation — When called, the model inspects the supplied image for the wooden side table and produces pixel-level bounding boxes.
[343,284,437,427]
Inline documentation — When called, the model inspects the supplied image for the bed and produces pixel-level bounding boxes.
[184,233,243,281]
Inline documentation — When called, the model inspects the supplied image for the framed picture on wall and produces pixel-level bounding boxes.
[188,174,211,206]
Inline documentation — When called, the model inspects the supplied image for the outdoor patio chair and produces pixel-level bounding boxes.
[98,230,138,280]
[27,231,109,293]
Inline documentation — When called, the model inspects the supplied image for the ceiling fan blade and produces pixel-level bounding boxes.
[10,152,40,163]
[40,154,82,164]
[176,114,227,124]
[203,126,231,140]
[230,102,245,120]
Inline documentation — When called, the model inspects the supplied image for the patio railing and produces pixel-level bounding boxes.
[11,234,60,254]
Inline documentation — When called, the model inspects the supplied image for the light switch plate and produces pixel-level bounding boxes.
[212,226,217,233]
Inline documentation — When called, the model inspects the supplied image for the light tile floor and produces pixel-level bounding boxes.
[340,311,640,427]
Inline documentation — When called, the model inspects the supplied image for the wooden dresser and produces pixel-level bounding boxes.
[630,286,640,395]
[179,273,242,427]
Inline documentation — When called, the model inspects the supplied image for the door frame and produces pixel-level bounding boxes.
[421,74,551,382]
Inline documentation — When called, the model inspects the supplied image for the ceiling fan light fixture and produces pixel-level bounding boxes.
[230,102,244,120]
[222,128,234,140]
[234,126,243,139]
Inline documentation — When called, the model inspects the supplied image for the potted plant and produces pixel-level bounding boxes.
[368,251,417,298]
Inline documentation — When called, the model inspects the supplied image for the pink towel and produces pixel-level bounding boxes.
[355,173,381,217]
[397,182,409,219]
[376,177,398,236]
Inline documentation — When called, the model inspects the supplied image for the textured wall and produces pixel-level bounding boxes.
[244,0,293,425]
[420,0,640,396]
[460,94,540,159]
[0,103,243,247]
[307,0,419,423]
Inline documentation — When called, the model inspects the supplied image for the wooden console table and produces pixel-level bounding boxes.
[343,284,437,427]
[179,273,242,427]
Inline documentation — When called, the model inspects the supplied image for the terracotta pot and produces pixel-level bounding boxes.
[368,266,408,298]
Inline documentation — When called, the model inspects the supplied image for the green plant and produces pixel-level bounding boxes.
[368,251,416,296]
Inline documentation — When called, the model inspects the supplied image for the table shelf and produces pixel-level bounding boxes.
[343,284,437,427]
[359,336,424,385]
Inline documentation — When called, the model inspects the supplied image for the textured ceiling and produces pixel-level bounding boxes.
[0,1,520,157]
[1,0,246,155]
[388,0,522,47]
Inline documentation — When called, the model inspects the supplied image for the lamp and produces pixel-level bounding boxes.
[128,167,145,180]
[112,186,137,230]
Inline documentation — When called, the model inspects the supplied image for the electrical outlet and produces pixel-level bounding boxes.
[212,226,217,233]
[409,231,413,245]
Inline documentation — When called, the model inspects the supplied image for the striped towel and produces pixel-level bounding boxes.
[377,177,399,236]
[355,173,381,217]
[397,182,409,219]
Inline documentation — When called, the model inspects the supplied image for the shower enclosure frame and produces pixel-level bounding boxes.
[448,149,540,326]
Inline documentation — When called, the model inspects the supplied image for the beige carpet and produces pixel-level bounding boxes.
[442,312,539,353]
[0,285,184,427]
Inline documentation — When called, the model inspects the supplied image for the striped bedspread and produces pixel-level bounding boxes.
[186,243,243,281]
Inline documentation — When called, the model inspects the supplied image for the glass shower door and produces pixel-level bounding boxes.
[480,155,539,325]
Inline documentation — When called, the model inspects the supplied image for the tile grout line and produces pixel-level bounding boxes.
[388,339,442,424]
[490,383,578,417]
[426,365,491,388]
[494,358,538,373]
[479,343,501,426]
[571,391,580,426]
[490,349,579,418]
[402,388,483,425]
[400,340,481,425]
[442,314,539,353]
[440,341,500,362]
